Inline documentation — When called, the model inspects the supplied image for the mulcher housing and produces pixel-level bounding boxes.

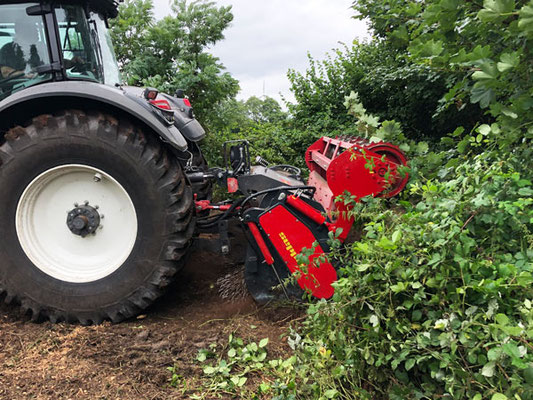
[194,137,409,303]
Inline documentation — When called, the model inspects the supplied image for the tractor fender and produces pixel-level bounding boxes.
[0,81,189,151]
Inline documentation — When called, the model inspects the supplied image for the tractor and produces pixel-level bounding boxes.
[0,0,408,324]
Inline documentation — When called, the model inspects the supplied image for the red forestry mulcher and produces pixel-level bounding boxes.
[191,136,408,304]
[0,0,408,323]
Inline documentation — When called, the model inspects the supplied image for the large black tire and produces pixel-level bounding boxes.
[0,110,194,324]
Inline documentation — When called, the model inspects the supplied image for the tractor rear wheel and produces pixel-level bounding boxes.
[0,110,194,324]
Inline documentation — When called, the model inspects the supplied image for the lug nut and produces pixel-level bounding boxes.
[94,173,103,182]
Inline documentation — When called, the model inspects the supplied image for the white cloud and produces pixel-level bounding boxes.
[151,0,369,104]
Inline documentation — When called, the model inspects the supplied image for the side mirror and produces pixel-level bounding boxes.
[175,89,185,99]
[26,4,52,15]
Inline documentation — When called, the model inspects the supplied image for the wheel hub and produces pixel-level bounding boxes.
[66,204,101,237]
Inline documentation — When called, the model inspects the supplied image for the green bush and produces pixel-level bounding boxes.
[275,159,533,399]
[287,42,484,142]
[202,122,322,172]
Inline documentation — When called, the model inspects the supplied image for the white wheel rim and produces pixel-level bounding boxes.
[16,164,138,283]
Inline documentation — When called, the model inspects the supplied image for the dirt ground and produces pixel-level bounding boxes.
[0,245,301,400]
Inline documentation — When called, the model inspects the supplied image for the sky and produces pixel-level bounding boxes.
[151,0,369,105]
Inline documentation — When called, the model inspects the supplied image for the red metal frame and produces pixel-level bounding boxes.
[195,200,233,212]
[286,195,326,226]
[247,222,275,265]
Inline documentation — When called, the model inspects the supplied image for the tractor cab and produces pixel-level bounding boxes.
[0,0,121,101]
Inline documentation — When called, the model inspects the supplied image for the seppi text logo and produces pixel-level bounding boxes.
[279,232,297,259]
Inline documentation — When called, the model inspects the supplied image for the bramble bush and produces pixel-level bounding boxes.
[270,155,533,399]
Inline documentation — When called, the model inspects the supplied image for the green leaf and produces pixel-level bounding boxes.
[495,313,509,325]
[518,4,533,33]
[478,0,516,22]
[399,143,411,152]
[491,394,508,400]
[360,114,380,128]
[497,52,520,72]
[469,45,493,61]
[391,282,407,293]
[524,367,533,384]
[502,108,518,118]
[392,230,402,243]
[477,124,492,136]
[472,62,498,81]
[481,361,496,377]
[325,389,338,399]
[390,25,409,44]
[357,263,371,272]
[517,272,533,286]
[197,350,208,362]
[405,358,416,371]
[502,342,521,359]
[419,39,444,57]
[259,382,271,393]
[203,366,216,375]
[377,236,397,250]
[502,326,523,336]
[471,86,495,108]
[259,338,269,348]
[416,142,429,154]
[488,347,502,361]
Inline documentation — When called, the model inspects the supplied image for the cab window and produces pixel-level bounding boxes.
[0,3,52,101]
[56,5,103,83]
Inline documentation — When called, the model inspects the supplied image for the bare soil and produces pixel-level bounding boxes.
[0,245,301,399]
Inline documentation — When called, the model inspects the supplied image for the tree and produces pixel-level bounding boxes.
[109,0,154,68]
[110,0,239,122]
[244,96,287,124]
[351,0,533,153]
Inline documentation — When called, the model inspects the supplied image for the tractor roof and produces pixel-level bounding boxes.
[0,0,122,18]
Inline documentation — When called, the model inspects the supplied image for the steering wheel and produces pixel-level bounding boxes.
[0,71,29,91]
[69,61,91,74]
